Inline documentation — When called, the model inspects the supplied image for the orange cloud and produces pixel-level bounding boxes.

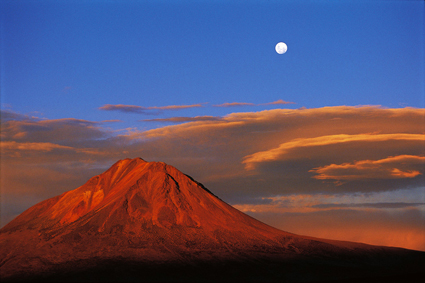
[263,99,295,105]
[1,141,75,152]
[391,168,421,178]
[3,106,423,195]
[0,141,105,158]
[117,106,425,197]
[135,106,424,141]
[310,155,425,181]
[243,134,425,170]
[2,107,425,252]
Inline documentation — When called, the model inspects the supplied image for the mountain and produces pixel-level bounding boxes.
[0,158,423,282]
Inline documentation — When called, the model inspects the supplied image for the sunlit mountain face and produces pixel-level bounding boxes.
[1,158,423,282]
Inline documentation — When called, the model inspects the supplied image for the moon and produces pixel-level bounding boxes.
[275,42,287,54]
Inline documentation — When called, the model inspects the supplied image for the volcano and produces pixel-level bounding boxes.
[1,158,423,282]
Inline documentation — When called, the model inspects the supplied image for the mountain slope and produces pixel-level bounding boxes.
[1,158,423,282]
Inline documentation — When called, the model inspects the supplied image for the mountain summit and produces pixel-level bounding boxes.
[1,158,423,282]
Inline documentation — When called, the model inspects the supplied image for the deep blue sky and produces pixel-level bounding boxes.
[1,0,423,129]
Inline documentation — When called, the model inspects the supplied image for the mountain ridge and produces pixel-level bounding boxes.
[1,158,424,282]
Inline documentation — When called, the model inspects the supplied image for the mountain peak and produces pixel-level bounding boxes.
[1,158,277,236]
[1,158,424,282]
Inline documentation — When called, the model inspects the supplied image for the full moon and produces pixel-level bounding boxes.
[275,42,287,54]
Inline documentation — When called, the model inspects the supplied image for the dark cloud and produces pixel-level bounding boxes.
[101,119,123,123]
[213,102,255,107]
[98,103,204,114]
[0,109,34,122]
[1,117,107,145]
[151,104,204,110]
[311,202,425,209]
[142,116,222,123]
[213,100,295,107]
[99,104,147,113]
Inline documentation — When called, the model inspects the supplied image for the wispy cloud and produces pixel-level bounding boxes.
[0,109,33,122]
[243,134,425,170]
[262,99,295,105]
[99,101,295,116]
[101,119,122,123]
[150,104,204,110]
[98,104,147,113]
[0,141,104,157]
[232,188,425,214]
[213,102,256,107]
[310,155,425,181]
[142,116,222,123]
[1,117,105,144]
[311,202,425,209]
[98,103,204,113]
[213,100,295,107]
[1,141,75,152]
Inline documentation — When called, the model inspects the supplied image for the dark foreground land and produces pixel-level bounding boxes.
[3,252,424,283]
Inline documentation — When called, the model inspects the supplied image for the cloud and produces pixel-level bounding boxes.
[213,102,255,107]
[98,104,147,113]
[98,103,204,113]
[1,117,106,144]
[310,155,425,181]
[263,99,295,105]
[0,109,33,122]
[1,141,75,152]
[101,119,123,123]
[245,208,425,251]
[99,101,296,114]
[213,100,296,107]
[311,202,425,209]
[2,106,425,251]
[232,190,425,214]
[125,106,424,197]
[229,187,425,252]
[243,134,425,170]
[0,111,128,168]
[151,104,204,110]
[212,100,295,107]
[142,116,222,123]
[0,141,105,157]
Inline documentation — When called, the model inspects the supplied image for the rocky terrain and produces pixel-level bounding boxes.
[1,158,423,282]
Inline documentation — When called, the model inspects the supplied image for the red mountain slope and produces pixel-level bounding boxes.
[0,158,423,282]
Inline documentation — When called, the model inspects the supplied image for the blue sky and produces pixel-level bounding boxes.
[1,0,424,251]
[2,0,423,127]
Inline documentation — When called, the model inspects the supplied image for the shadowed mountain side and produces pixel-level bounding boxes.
[1,158,424,282]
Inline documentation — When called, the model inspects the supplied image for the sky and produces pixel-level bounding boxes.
[1,0,424,251]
